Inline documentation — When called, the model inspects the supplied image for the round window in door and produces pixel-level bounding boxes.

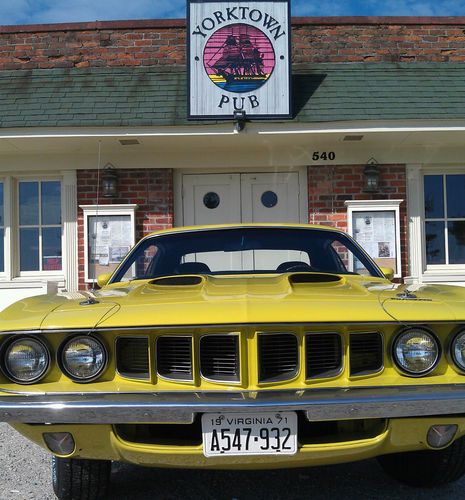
[203,192,221,209]
[261,191,278,208]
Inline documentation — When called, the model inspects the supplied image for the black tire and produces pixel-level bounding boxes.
[52,456,112,500]
[378,435,465,487]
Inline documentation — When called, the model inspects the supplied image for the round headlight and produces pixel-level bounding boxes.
[3,337,50,384]
[393,329,440,376]
[60,336,107,382]
[451,330,465,372]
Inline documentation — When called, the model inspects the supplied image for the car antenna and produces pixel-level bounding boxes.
[86,140,102,303]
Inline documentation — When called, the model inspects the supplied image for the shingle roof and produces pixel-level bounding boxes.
[0,63,463,128]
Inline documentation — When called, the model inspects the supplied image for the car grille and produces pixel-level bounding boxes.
[116,337,149,379]
[156,336,193,381]
[258,333,299,382]
[349,332,383,376]
[199,335,240,382]
[306,333,342,379]
[115,327,385,385]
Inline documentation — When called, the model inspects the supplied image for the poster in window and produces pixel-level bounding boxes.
[352,211,397,274]
[87,215,132,280]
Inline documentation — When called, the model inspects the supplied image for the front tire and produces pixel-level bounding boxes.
[378,435,465,487]
[52,456,111,500]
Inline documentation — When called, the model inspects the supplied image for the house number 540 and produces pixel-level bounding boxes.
[312,152,336,161]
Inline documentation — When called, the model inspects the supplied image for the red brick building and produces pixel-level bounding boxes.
[0,16,464,306]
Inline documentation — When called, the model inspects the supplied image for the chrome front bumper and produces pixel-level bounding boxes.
[1,385,465,424]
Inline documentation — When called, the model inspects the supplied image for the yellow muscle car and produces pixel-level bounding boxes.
[2,224,465,499]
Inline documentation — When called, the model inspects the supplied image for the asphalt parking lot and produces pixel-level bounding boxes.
[2,422,465,500]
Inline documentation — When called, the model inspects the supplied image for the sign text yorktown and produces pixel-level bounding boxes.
[188,1,291,119]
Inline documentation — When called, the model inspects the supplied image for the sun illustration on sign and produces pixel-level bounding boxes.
[203,23,276,93]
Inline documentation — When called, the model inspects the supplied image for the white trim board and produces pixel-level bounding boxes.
[3,120,465,139]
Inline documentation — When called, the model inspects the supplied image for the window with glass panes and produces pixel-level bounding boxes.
[19,180,62,272]
[0,182,4,273]
[424,174,465,265]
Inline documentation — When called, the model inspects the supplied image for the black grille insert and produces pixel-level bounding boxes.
[306,333,342,379]
[259,333,299,382]
[200,335,240,382]
[157,336,193,380]
[116,337,149,379]
[350,332,383,376]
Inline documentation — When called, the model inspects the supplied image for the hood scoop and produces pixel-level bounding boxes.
[289,272,343,284]
[149,275,204,286]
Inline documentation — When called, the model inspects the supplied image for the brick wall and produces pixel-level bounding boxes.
[308,165,408,278]
[77,168,173,289]
[292,23,465,63]
[1,18,465,70]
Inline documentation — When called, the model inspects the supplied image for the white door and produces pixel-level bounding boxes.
[182,174,241,270]
[181,172,303,271]
[183,172,300,225]
[183,174,241,226]
[241,172,300,223]
[240,173,304,269]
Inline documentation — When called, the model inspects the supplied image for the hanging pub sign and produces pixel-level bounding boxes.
[188,0,291,119]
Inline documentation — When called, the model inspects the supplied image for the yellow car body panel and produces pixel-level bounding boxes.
[11,417,465,469]
[1,224,465,472]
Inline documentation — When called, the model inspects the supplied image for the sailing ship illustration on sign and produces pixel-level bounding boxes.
[204,23,276,93]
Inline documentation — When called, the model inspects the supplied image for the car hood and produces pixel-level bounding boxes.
[1,273,464,332]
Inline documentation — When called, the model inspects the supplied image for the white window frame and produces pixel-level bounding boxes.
[407,165,465,285]
[17,177,64,277]
[345,199,403,279]
[0,171,77,291]
[0,177,5,278]
[423,172,465,270]
[80,204,138,283]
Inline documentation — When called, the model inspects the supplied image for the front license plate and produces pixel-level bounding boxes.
[201,411,298,457]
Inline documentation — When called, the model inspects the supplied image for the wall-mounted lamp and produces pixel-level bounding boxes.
[102,163,118,198]
[233,110,247,133]
[363,158,380,193]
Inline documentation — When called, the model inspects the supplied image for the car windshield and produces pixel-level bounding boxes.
[111,227,382,282]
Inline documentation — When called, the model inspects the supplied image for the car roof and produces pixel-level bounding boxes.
[146,223,344,238]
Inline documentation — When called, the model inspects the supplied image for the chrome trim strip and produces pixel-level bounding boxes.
[2,385,465,424]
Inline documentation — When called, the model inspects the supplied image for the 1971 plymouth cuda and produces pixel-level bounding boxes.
[2,223,465,499]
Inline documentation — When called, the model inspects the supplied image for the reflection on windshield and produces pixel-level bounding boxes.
[111,228,382,283]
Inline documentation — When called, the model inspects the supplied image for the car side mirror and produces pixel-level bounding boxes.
[379,267,395,281]
[97,273,112,288]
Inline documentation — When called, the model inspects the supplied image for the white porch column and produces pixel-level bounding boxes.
[406,164,423,285]
[62,170,78,291]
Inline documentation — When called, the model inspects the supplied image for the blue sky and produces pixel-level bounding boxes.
[0,1,465,25]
